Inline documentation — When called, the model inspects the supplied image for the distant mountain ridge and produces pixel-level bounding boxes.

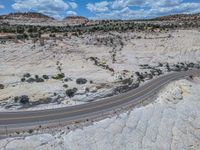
[1,12,200,26]
[153,13,200,21]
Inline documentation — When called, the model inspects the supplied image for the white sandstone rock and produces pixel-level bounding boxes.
[1,78,200,150]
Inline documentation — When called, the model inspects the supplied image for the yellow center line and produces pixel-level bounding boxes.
[0,74,180,121]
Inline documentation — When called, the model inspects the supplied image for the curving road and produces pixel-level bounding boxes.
[0,70,199,135]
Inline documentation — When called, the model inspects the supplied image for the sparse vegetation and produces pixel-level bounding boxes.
[64,78,70,82]
[66,88,78,98]
[35,77,44,83]
[0,84,4,89]
[23,73,31,78]
[26,78,36,83]
[52,73,65,80]
[21,78,26,82]
[28,129,34,134]
[63,84,68,88]
[14,95,30,105]
[21,74,46,83]
[76,78,87,84]
[88,57,114,72]
[43,75,49,80]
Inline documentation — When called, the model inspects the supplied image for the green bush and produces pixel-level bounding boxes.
[43,75,49,80]
[0,84,4,89]
[63,84,68,88]
[52,73,65,80]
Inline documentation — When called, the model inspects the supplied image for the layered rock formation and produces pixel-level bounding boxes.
[0,12,89,26]
[64,16,89,25]
[0,12,55,25]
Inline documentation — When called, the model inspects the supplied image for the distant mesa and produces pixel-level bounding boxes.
[64,16,89,25]
[0,12,89,26]
[0,12,55,20]
[64,16,88,20]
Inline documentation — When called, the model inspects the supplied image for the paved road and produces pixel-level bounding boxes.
[0,70,199,135]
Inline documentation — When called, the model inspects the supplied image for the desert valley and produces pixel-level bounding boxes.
[0,12,200,149]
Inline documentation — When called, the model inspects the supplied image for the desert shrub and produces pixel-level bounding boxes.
[14,95,29,105]
[23,73,31,78]
[188,63,194,68]
[28,129,33,134]
[76,78,87,84]
[73,88,78,92]
[114,85,130,93]
[35,78,44,83]
[85,88,90,92]
[40,38,45,46]
[66,88,77,98]
[63,84,68,88]
[0,84,4,89]
[166,63,171,72]
[26,78,36,83]
[49,34,56,37]
[52,73,65,80]
[43,75,49,80]
[194,64,200,69]
[35,75,39,79]
[21,78,26,82]
[16,34,28,40]
[135,72,145,81]
[64,78,69,82]
[122,78,133,85]
[20,95,29,104]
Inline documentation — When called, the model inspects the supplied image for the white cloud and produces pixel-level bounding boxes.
[148,2,200,17]
[95,7,147,20]
[12,0,78,19]
[89,0,200,20]
[87,1,110,13]
[9,0,200,20]
[112,0,146,9]
[12,0,69,11]
[0,4,5,9]
[111,0,183,9]
[66,10,77,16]
[155,0,183,7]
[69,2,78,9]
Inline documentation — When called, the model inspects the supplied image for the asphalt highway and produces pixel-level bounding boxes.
[0,70,199,135]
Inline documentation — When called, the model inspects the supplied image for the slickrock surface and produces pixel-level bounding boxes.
[0,29,200,110]
[1,77,200,150]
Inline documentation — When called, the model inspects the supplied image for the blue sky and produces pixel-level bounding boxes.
[0,0,200,20]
